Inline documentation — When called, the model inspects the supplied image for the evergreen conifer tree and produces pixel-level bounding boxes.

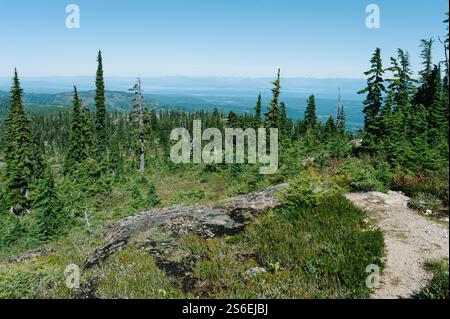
[255,93,262,126]
[33,165,67,242]
[415,39,436,108]
[227,111,240,128]
[65,86,87,173]
[4,70,35,212]
[279,101,289,136]
[419,38,434,83]
[358,48,386,135]
[95,51,108,156]
[336,90,346,132]
[265,69,281,128]
[408,104,429,171]
[429,65,448,136]
[147,181,161,208]
[325,116,337,136]
[80,103,92,152]
[387,49,416,111]
[304,95,318,131]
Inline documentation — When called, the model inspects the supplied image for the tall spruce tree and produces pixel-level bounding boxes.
[80,103,92,151]
[408,105,429,172]
[65,86,91,173]
[95,50,107,155]
[32,165,67,242]
[336,89,346,132]
[428,65,447,135]
[415,39,436,108]
[379,87,394,138]
[265,69,281,128]
[325,116,337,136]
[304,95,318,131]
[358,48,386,135]
[387,49,416,111]
[419,38,434,83]
[255,93,262,126]
[4,70,35,212]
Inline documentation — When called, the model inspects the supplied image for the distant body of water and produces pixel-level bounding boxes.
[145,88,365,131]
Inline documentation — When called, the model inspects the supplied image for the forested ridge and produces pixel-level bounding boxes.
[0,14,448,299]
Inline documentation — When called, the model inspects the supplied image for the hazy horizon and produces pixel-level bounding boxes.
[0,76,367,100]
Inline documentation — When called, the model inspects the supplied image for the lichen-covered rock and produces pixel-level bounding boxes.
[84,240,128,268]
[244,267,267,277]
[84,183,287,269]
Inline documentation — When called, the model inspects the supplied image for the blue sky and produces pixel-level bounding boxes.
[0,0,448,78]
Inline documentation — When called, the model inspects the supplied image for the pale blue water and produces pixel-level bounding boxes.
[145,89,365,131]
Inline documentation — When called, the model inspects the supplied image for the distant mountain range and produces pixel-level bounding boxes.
[0,90,134,111]
[0,76,365,97]
[0,76,366,129]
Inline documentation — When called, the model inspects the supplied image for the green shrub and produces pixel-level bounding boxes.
[146,182,161,208]
[0,262,56,299]
[392,171,449,206]
[32,165,70,243]
[374,160,393,188]
[278,175,318,209]
[0,188,8,213]
[337,158,387,192]
[95,248,186,299]
[130,184,146,210]
[244,193,384,298]
[170,189,206,205]
[0,214,24,250]
[408,192,441,214]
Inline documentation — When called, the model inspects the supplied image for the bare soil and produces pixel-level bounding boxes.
[346,191,449,299]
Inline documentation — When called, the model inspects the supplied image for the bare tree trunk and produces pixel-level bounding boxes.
[130,77,146,174]
[139,137,145,173]
[445,44,449,86]
[439,35,449,87]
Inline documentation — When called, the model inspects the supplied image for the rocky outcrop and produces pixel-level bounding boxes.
[84,184,287,269]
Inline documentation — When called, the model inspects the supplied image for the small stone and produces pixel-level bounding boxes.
[244,267,267,277]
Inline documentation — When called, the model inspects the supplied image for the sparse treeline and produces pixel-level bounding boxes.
[0,55,351,246]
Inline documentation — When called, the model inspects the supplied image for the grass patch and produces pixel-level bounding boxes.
[94,247,187,299]
[415,259,449,299]
[179,186,384,299]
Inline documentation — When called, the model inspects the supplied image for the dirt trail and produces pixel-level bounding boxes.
[346,191,449,299]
